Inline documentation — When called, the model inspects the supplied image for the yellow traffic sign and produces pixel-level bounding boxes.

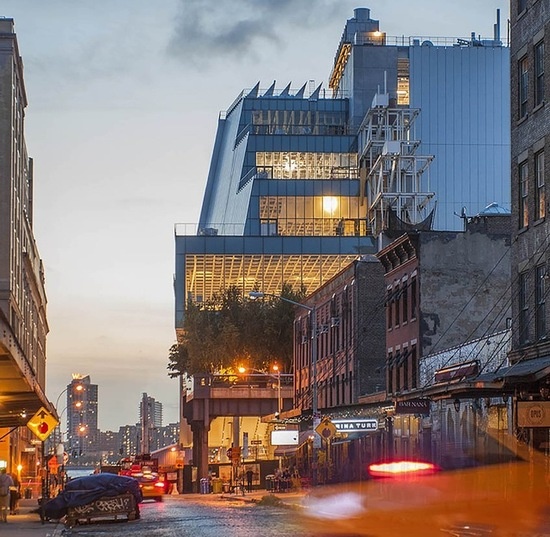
[27,406,59,442]
[316,418,337,441]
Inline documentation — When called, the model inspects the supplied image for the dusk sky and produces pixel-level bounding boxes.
[2,0,509,431]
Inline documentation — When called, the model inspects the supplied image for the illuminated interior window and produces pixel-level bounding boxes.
[397,57,410,106]
[259,196,366,236]
[256,152,358,180]
[185,254,361,304]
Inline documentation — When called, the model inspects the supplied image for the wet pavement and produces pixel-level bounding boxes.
[0,488,309,537]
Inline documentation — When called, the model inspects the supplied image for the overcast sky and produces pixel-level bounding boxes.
[2,0,510,431]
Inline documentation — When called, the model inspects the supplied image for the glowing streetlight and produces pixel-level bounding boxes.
[272,365,282,417]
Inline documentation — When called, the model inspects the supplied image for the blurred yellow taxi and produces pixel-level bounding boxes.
[131,471,166,502]
[302,435,550,536]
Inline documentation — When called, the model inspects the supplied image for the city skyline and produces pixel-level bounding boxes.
[1,0,509,430]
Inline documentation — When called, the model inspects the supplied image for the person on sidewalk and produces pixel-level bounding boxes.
[245,468,254,493]
[9,472,20,515]
[0,468,14,522]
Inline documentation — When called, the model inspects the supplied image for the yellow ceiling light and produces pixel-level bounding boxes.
[322,196,338,215]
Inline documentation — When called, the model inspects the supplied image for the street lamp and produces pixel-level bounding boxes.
[248,290,320,482]
[272,365,282,417]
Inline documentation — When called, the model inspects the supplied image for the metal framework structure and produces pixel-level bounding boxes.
[359,92,436,237]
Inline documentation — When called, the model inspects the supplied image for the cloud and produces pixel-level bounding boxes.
[167,0,348,69]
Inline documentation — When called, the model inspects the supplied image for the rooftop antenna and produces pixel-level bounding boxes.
[494,9,501,43]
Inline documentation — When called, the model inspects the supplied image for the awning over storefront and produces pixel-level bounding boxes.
[480,356,550,384]
[331,429,378,445]
[415,356,550,400]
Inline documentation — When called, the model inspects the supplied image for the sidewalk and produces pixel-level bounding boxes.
[199,487,307,508]
[0,498,63,536]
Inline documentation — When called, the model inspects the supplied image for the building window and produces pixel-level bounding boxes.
[519,161,529,228]
[394,284,400,327]
[519,56,529,118]
[410,275,417,319]
[259,195,364,236]
[386,288,393,329]
[536,265,547,340]
[519,271,529,345]
[387,353,393,394]
[535,41,545,107]
[403,348,409,391]
[535,150,545,220]
[402,279,408,323]
[411,345,417,388]
[518,0,527,13]
[397,57,410,105]
[395,352,401,392]
[256,151,358,180]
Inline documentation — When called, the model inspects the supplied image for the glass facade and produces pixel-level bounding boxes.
[259,195,363,237]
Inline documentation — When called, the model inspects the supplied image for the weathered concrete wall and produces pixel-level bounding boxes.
[418,225,511,357]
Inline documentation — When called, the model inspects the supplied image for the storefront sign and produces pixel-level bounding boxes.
[332,419,378,432]
[518,401,550,427]
[271,430,299,445]
[395,399,431,415]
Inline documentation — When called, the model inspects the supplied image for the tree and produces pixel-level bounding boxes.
[167,284,305,377]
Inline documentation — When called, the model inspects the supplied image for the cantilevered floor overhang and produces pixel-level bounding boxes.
[174,234,376,334]
[0,311,55,428]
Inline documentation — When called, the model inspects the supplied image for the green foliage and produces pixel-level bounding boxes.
[167,284,306,377]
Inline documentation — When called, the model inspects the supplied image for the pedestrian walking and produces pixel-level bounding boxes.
[9,472,20,514]
[245,468,254,493]
[0,468,14,522]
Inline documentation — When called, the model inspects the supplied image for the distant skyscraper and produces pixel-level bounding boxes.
[139,393,163,454]
[118,425,139,458]
[139,393,163,428]
[66,374,99,460]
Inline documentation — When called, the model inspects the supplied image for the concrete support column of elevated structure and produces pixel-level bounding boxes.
[183,374,294,482]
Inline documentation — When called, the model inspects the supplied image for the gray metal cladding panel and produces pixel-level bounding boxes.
[254,180,359,196]
[250,135,357,152]
[410,45,511,231]
[175,235,376,255]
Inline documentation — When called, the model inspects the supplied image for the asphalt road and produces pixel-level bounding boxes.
[58,495,316,537]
